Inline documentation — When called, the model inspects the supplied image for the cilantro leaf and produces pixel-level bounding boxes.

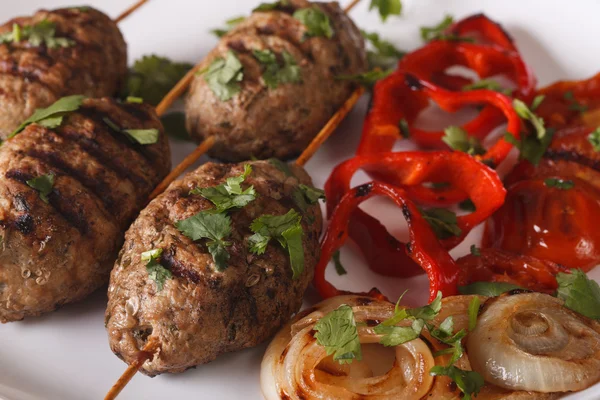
[430,366,484,400]
[4,20,75,49]
[191,164,256,212]
[332,250,347,275]
[369,0,402,22]
[530,94,545,111]
[253,49,302,89]
[11,95,85,137]
[463,79,512,95]
[442,126,486,155]
[398,118,410,138]
[203,51,244,101]
[513,98,546,139]
[589,127,600,151]
[504,128,555,166]
[421,15,454,42]
[459,199,476,212]
[211,16,246,38]
[337,69,393,87]
[248,209,305,279]
[420,208,462,239]
[125,96,143,104]
[123,55,192,106]
[468,296,480,331]
[469,245,481,256]
[407,291,443,320]
[293,7,334,39]
[26,173,55,203]
[123,129,159,145]
[458,281,523,297]
[143,248,172,292]
[161,112,191,141]
[544,178,574,190]
[269,158,294,177]
[564,91,588,113]
[375,324,420,346]
[175,212,233,271]
[292,184,325,212]
[314,304,362,364]
[361,30,405,69]
[253,1,291,12]
[556,269,600,319]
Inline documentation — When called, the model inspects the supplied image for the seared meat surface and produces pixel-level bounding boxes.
[106,161,322,375]
[0,98,171,323]
[185,0,367,161]
[0,7,127,139]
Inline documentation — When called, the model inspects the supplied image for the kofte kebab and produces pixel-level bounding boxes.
[104,0,367,397]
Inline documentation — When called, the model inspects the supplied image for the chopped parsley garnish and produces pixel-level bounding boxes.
[369,0,402,22]
[248,209,305,279]
[463,79,512,95]
[253,0,291,12]
[420,208,462,239]
[530,94,545,111]
[564,91,588,113]
[399,118,410,138]
[314,304,362,364]
[430,364,484,400]
[544,178,574,190]
[175,212,233,272]
[459,199,476,212]
[556,269,600,319]
[421,15,462,42]
[211,16,246,38]
[26,173,55,203]
[269,158,294,177]
[142,248,172,292]
[337,69,393,87]
[125,96,143,104]
[513,98,546,140]
[11,95,85,137]
[123,129,160,145]
[0,20,74,48]
[505,100,553,165]
[123,55,192,106]
[332,250,347,275]
[361,30,405,70]
[253,49,302,89]
[588,127,600,151]
[469,245,481,256]
[293,6,334,39]
[161,112,190,141]
[190,164,256,212]
[442,126,486,156]
[292,184,325,212]
[203,51,244,101]
[468,296,480,331]
[458,281,522,297]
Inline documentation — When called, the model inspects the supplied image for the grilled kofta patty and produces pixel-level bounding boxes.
[0,7,127,139]
[185,0,367,161]
[106,161,322,375]
[0,98,171,323]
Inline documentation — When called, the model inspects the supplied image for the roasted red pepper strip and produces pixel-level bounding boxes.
[449,13,517,51]
[315,181,460,302]
[318,151,505,285]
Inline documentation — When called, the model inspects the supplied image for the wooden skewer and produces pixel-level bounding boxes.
[114,0,150,23]
[343,0,362,13]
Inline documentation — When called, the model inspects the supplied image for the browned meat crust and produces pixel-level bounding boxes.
[106,161,322,375]
[0,98,171,323]
[0,7,127,139]
[185,0,367,161]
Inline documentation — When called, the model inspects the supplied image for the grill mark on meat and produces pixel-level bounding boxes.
[119,103,155,123]
[0,59,56,94]
[53,125,150,188]
[6,168,89,234]
[24,148,117,213]
[161,246,202,284]
[545,149,600,173]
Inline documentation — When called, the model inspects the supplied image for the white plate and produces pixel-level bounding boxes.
[2,0,600,399]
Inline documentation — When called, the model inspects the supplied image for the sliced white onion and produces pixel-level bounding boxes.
[260,295,435,400]
[466,292,600,393]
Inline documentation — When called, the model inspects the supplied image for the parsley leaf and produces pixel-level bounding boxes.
[398,118,410,138]
[203,51,244,101]
[564,91,588,113]
[269,158,294,177]
[468,296,480,331]
[376,324,420,346]
[191,164,256,212]
[292,184,325,212]
[161,112,191,141]
[253,0,291,12]
[421,15,457,42]
[293,7,334,39]
[253,49,302,89]
[142,248,172,292]
[458,281,522,297]
[430,366,484,400]
[361,30,405,69]
[26,173,55,203]
[504,128,554,166]
[2,20,75,49]
[513,98,546,139]
[123,55,192,106]
[544,178,574,190]
[463,79,512,95]
[459,199,476,212]
[248,209,305,279]
[11,95,85,137]
[369,0,402,22]
[420,208,462,239]
[530,94,545,111]
[442,126,486,155]
[337,69,393,87]
[469,245,481,256]
[332,250,347,275]
[589,127,600,151]
[123,129,159,145]
[175,212,233,271]
[211,16,246,38]
[314,304,362,364]
[556,269,600,319]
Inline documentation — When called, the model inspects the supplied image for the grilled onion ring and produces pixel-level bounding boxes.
[260,295,435,400]
[467,292,600,393]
